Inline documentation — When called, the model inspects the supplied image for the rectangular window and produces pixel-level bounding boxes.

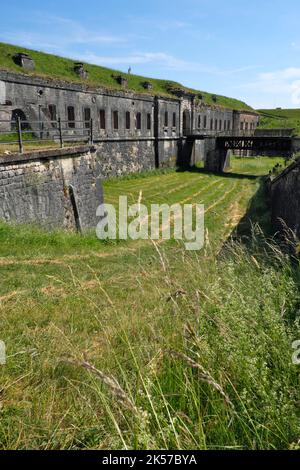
[136,112,141,130]
[215,119,218,130]
[126,111,131,130]
[245,122,249,131]
[147,113,151,130]
[173,112,176,128]
[228,120,231,131]
[84,107,91,129]
[203,116,207,129]
[67,106,75,128]
[100,109,106,130]
[198,115,201,129]
[113,111,119,130]
[49,104,57,122]
[164,111,169,127]
[240,122,244,131]
[210,119,213,130]
[219,120,222,131]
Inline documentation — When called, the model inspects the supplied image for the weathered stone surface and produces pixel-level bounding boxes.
[270,159,300,238]
[0,148,103,231]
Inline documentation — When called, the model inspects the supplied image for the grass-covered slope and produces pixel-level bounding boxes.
[258,108,300,134]
[0,42,253,111]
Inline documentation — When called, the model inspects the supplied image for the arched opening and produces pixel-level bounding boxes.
[11,109,29,131]
[183,110,191,135]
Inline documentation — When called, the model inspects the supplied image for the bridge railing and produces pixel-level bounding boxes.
[185,129,256,138]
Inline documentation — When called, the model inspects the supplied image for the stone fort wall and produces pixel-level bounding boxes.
[0,70,259,229]
[0,70,259,168]
[0,147,103,231]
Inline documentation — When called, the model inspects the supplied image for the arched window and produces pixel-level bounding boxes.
[11,109,29,131]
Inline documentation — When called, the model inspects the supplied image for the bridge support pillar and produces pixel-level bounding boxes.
[204,138,230,173]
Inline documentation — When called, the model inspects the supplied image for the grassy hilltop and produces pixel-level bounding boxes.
[258,108,300,134]
[0,42,253,111]
[0,157,299,450]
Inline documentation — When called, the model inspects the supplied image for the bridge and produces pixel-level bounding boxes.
[184,128,298,172]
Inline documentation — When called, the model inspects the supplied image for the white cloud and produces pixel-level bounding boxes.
[0,13,127,52]
[238,67,300,107]
[73,51,188,70]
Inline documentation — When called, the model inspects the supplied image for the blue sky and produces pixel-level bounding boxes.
[1,0,300,108]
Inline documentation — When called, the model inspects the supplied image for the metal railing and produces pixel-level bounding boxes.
[186,129,257,138]
[0,117,156,153]
[0,117,95,154]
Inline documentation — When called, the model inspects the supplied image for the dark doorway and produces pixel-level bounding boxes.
[183,110,191,135]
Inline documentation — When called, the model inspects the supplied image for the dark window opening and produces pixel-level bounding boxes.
[215,119,218,131]
[136,112,141,130]
[198,115,201,129]
[11,109,29,131]
[126,111,131,130]
[48,105,57,128]
[84,107,91,129]
[100,109,106,130]
[113,111,119,130]
[67,106,75,129]
[240,122,244,131]
[210,119,213,131]
[173,112,176,128]
[49,105,57,122]
[164,111,168,127]
[219,120,222,131]
[147,113,151,130]
[203,116,207,129]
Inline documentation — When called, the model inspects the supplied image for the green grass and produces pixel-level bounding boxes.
[0,156,299,450]
[258,108,300,134]
[0,42,253,111]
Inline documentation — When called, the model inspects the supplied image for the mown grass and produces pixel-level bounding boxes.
[0,156,299,450]
[0,42,252,111]
[258,108,300,134]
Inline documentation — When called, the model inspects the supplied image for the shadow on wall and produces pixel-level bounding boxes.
[176,139,194,168]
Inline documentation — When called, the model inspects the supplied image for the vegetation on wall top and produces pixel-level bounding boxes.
[258,108,300,134]
[0,42,253,111]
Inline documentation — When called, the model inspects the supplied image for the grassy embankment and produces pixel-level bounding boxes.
[0,42,252,110]
[0,156,299,450]
[258,108,300,135]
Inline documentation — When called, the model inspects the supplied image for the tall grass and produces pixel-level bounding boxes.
[1,230,298,449]
[0,157,298,449]
[66,233,299,450]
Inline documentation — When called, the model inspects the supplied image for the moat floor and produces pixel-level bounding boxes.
[0,157,299,450]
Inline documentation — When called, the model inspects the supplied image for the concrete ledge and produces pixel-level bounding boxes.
[0,145,91,165]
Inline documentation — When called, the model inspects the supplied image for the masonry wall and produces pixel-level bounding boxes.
[270,159,300,239]
[0,147,103,231]
[0,70,260,171]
